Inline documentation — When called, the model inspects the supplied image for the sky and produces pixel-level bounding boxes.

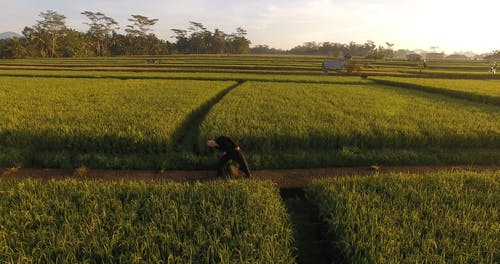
[1,0,499,54]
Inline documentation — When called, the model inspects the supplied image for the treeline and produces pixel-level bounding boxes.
[3,10,495,59]
[0,10,251,58]
[251,41,396,58]
[484,50,500,60]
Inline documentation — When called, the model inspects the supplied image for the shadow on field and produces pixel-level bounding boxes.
[0,129,169,154]
[370,78,500,106]
[282,187,356,263]
[172,80,246,154]
[0,81,246,169]
[283,194,335,264]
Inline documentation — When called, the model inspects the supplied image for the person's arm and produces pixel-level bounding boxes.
[207,140,219,148]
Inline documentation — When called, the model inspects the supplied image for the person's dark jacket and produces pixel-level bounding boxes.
[215,136,240,153]
[214,136,251,178]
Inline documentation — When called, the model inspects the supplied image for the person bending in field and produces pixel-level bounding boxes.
[207,136,252,178]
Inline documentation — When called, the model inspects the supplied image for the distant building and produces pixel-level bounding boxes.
[445,54,470,60]
[408,53,422,61]
[425,52,445,60]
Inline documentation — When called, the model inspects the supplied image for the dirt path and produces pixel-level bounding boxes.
[1,165,497,189]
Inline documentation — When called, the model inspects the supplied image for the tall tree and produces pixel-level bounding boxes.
[125,15,159,55]
[188,21,211,53]
[81,11,119,56]
[125,15,158,37]
[170,29,189,53]
[22,26,49,57]
[29,10,67,57]
[384,42,395,58]
[212,29,226,54]
[0,37,29,58]
[361,40,376,57]
[227,27,250,54]
[58,29,94,57]
[484,50,500,60]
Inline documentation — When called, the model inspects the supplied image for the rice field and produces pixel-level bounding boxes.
[0,170,498,263]
[0,55,499,169]
[201,81,499,150]
[0,55,499,263]
[199,81,500,167]
[0,77,236,168]
[371,76,500,105]
[1,55,495,78]
[307,170,500,263]
[0,69,372,84]
[0,179,295,263]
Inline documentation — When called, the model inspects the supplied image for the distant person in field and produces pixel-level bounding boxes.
[491,62,497,75]
[207,136,252,178]
[423,59,427,69]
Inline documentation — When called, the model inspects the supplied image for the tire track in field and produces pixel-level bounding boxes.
[282,191,332,264]
[172,80,246,154]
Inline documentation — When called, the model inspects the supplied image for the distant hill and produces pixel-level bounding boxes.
[0,32,22,39]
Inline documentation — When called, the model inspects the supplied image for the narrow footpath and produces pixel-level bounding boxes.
[2,165,496,188]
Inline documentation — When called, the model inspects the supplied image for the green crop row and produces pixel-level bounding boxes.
[0,55,328,64]
[0,77,235,154]
[0,179,295,263]
[0,55,492,66]
[402,69,497,79]
[1,75,498,169]
[2,64,321,72]
[0,69,371,84]
[307,170,499,263]
[1,170,497,263]
[2,56,496,83]
[2,146,499,170]
[371,76,500,105]
[200,81,500,151]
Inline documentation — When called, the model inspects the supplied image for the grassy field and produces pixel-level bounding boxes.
[200,81,500,168]
[0,179,294,263]
[201,81,499,149]
[0,69,372,84]
[0,55,499,262]
[0,77,237,168]
[371,76,500,105]
[1,55,496,78]
[0,170,497,263]
[0,55,498,169]
[306,170,500,263]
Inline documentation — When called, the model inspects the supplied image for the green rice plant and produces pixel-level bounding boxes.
[404,69,496,79]
[200,81,500,151]
[0,77,234,155]
[1,57,498,169]
[1,55,494,79]
[371,76,500,105]
[307,170,500,263]
[0,179,295,263]
[0,69,371,84]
